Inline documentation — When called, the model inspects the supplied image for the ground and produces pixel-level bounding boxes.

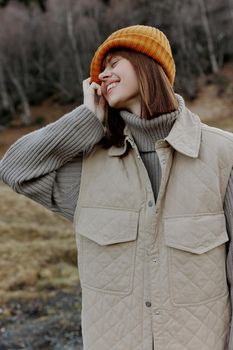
[0,63,233,349]
[0,184,82,349]
[0,289,83,350]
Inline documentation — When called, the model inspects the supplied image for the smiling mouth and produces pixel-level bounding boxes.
[106,82,119,93]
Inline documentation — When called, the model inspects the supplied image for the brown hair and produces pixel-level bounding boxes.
[100,48,178,148]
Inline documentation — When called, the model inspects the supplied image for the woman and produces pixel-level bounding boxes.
[0,25,233,350]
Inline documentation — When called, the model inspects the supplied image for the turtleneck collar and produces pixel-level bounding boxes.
[120,94,185,152]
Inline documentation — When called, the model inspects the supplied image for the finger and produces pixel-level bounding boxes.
[96,85,102,96]
[82,77,91,86]
[82,78,91,93]
[89,82,100,89]
[83,79,97,96]
[89,82,101,95]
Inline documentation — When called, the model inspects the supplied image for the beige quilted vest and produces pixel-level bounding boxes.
[74,107,233,350]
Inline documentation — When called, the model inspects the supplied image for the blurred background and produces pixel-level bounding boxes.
[0,0,232,349]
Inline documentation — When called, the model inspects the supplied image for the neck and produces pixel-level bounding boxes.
[120,94,185,152]
[123,99,141,116]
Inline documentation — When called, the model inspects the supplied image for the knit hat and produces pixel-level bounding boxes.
[90,25,176,86]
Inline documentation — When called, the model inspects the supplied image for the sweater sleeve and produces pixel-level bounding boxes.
[224,167,233,349]
[0,105,105,222]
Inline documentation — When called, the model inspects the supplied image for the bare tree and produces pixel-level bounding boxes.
[0,0,233,125]
[0,58,11,113]
[198,0,219,73]
[7,68,32,125]
[65,1,83,83]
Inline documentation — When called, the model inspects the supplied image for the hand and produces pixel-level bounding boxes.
[83,78,107,123]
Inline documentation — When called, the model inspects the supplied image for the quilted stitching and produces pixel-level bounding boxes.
[81,236,136,293]
[80,149,143,210]
[74,119,233,349]
[76,207,138,294]
[169,243,228,305]
[78,208,138,245]
[160,297,230,349]
[82,256,144,350]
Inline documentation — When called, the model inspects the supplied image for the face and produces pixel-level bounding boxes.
[98,54,141,115]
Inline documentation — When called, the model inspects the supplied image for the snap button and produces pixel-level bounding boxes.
[148,200,153,207]
[152,257,158,263]
[155,310,160,315]
[157,140,164,145]
[145,301,151,307]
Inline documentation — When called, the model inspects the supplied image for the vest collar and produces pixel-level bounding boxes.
[107,128,131,157]
[108,105,202,158]
[165,107,201,158]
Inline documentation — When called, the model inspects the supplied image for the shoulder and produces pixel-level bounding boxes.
[201,121,233,148]
[198,122,233,171]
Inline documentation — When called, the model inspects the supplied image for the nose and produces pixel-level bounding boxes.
[98,67,112,81]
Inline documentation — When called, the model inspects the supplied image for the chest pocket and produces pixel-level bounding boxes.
[164,213,229,305]
[76,207,139,295]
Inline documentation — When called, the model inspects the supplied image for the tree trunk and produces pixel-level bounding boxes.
[228,0,233,21]
[8,71,32,126]
[66,4,83,83]
[0,63,11,111]
[198,0,219,73]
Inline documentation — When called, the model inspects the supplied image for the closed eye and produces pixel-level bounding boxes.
[111,60,118,67]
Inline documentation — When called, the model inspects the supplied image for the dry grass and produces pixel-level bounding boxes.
[206,117,233,132]
[0,183,79,302]
[187,63,233,124]
[0,98,76,158]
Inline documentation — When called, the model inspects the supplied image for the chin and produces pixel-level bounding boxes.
[108,99,125,110]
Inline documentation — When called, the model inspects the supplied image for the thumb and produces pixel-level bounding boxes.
[99,95,107,109]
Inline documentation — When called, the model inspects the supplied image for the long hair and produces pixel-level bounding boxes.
[100,48,178,148]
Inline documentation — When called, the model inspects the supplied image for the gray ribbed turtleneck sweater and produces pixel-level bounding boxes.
[0,96,233,349]
[120,102,179,200]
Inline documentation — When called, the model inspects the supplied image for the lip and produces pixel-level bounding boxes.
[107,83,119,95]
[103,80,120,96]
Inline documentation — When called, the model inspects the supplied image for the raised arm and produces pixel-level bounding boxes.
[0,77,106,221]
[0,105,105,221]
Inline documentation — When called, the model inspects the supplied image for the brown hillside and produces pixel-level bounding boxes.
[0,183,78,302]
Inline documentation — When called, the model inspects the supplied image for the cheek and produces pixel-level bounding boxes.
[124,70,139,91]
[126,79,139,95]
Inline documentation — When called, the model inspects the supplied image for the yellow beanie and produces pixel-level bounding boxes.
[90,25,176,86]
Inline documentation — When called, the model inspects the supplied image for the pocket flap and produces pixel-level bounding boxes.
[76,207,139,246]
[164,213,229,254]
